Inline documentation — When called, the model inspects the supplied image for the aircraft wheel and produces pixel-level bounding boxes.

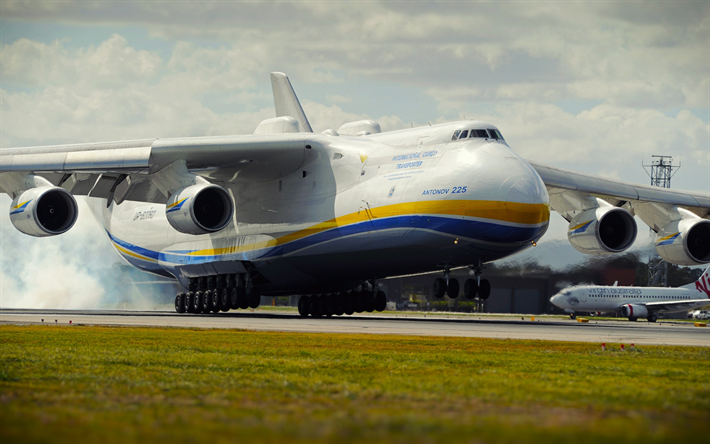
[433,278,446,298]
[238,288,249,310]
[220,289,230,312]
[193,291,204,313]
[478,279,491,300]
[229,288,239,309]
[185,292,195,313]
[310,295,323,318]
[298,296,310,318]
[175,292,186,313]
[447,278,459,299]
[628,317,638,322]
[210,290,221,312]
[647,314,657,323]
[463,279,477,299]
[344,294,355,315]
[248,289,260,309]
[569,313,576,320]
[334,293,346,316]
[324,296,335,317]
[374,291,387,312]
[202,290,212,313]
[364,291,375,313]
[353,292,364,313]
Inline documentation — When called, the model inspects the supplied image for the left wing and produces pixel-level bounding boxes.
[529,161,710,266]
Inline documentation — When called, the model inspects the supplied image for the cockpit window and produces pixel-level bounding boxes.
[470,129,488,138]
[487,129,504,140]
[459,130,469,139]
[452,130,461,140]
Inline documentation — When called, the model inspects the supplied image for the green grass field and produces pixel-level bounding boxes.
[1,325,708,443]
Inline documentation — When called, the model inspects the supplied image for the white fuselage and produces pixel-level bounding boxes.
[89,121,550,294]
[550,285,706,313]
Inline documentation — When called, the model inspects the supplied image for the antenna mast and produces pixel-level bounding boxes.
[642,155,680,287]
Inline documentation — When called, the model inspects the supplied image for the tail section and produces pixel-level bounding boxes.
[270,72,312,133]
[695,265,710,298]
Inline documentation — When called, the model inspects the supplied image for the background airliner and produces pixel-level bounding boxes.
[1,73,708,318]
[550,266,710,322]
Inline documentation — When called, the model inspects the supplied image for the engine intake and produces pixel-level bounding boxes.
[166,183,234,235]
[9,186,79,237]
[656,218,710,265]
[567,206,637,255]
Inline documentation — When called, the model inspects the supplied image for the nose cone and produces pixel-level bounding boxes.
[550,293,565,309]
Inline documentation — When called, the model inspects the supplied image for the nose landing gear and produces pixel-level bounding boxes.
[433,265,490,300]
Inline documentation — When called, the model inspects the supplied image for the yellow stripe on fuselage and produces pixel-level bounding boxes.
[113,242,157,262]
[184,199,550,257]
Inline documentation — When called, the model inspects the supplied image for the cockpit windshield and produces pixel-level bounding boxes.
[450,128,504,141]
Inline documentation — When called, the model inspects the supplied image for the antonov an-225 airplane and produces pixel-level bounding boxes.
[1,73,709,318]
[550,266,710,322]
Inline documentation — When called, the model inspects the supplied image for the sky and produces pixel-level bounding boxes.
[1,1,708,307]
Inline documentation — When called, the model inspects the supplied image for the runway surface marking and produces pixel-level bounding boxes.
[1,309,708,346]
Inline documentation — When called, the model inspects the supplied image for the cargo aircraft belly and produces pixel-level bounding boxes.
[1,72,709,317]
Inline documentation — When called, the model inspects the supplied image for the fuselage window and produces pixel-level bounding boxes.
[459,130,469,139]
[452,130,461,140]
[470,129,488,138]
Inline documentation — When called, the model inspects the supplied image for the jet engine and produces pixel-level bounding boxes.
[620,304,648,319]
[166,183,234,235]
[9,186,79,237]
[655,217,710,265]
[567,206,637,255]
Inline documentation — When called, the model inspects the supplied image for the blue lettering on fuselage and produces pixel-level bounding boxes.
[422,189,450,195]
[396,161,423,169]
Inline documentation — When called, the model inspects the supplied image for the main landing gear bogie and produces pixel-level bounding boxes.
[297,288,387,318]
[174,274,261,315]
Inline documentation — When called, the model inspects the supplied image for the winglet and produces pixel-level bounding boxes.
[270,72,313,133]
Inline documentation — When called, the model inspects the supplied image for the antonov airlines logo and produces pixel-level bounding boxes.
[656,232,680,246]
[10,200,32,215]
[568,220,592,235]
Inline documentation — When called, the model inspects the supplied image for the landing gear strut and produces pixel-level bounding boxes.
[434,264,490,300]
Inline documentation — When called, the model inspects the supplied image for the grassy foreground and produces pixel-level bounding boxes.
[0,325,708,443]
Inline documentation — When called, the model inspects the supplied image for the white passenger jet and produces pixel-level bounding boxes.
[550,267,710,322]
[1,73,709,318]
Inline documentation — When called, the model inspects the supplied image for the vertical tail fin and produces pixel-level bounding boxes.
[270,72,313,133]
[695,265,710,298]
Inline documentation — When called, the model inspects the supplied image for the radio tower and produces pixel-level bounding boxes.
[643,155,680,287]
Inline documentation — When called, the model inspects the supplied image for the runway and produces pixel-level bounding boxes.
[1,308,708,346]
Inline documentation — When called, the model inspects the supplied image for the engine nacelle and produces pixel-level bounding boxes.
[567,206,637,255]
[166,183,233,235]
[655,217,710,265]
[9,186,79,237]
[620,304,648,319]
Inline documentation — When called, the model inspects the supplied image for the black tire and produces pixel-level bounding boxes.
[248,289,261,309]
[447,278,459,299]
[324,296,335,317]
[220,289,230,312]
[344,294,355,315]
[193,291,204,313]
[175,293,186,313]
[364,291,375,313]
[629,317,638,322]
[433,278,446,298]
[202,290,212,313]
[464,279,477,299]
[298,296,310,317]
[648,314,657,323]
[211,290,221,312]
[310,295,322,318]
[479,279,491,300]
[353,292,365,313]
[229,288,239,309]
[238,287,249,310]
[374,291,387,312]
[569,313,576,320]
[185,292,194,313]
